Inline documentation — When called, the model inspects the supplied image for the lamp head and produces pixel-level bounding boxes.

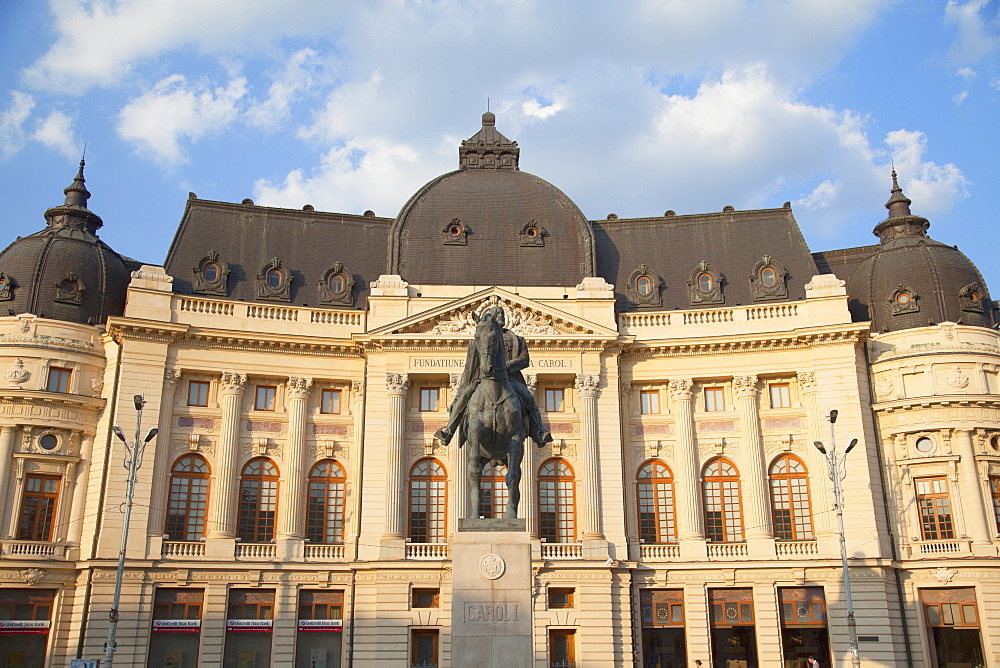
[813,441,827,454]
[111,426,126,443]
[845,438,858,454]
[144,428,159,443]
[133,394,145,411]
[829,409,838,424]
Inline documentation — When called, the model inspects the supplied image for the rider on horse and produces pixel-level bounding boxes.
[434,305,554,448]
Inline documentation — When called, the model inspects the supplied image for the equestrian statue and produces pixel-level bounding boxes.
[434,305,553,518]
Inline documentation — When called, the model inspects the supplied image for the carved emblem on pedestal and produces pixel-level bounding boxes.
[874,377,893,398]
[946,366,970,390]
[931,567,956,584]
[4,358,30,388]
[18,568,46,586]
[479,553,506,580]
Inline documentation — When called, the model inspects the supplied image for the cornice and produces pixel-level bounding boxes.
[184,327,361,357]
[875,394,1000,413]
[624,323,867,357]
[106,317,189,343]
[0,390,106,411]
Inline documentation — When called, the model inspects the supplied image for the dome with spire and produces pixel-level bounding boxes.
[847,172,994,332]
[388,113,595,287]
[0,159,133,325]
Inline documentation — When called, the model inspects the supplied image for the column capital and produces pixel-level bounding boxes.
[351,380,364,400]
[733,375,759,399]
[668,379,693,401]
[575,374,600,398]
[287,376,314,400]
[163,367,182,392]
[386,373,409,396]
[796,371,817,393]
[220,372,247,396]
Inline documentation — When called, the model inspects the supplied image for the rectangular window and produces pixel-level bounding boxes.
[916,477,955,540]
[412,588,440,609]
[704,387,724,412]
[149,589,204,667]
[411,629,439,668]
[640,390,659,415]
[224,590,274,668]
[549,629,576,667]
[709,589,756,667]
[16,475,60,541]
[0,589,56,668]
[769,383,791,408]
[46,367,71,393]
[321,389,342,414]
[296,590,344,666]
[545,389,564,412]
[187,380,209,407]
[921,588,986,667]
[639,590,686,667]
[255,386,276,411]
[548,588,575,609]
[420,388,439,412]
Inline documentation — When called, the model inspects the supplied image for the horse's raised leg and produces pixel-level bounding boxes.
[504,437,524,519]
[468,453,485,518]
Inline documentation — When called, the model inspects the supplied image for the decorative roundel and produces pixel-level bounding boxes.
[896,292,910,304]
[479,553,506,580]
[39,434,58,451]
[915,437,934,453]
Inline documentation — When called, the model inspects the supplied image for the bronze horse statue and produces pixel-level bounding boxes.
[460,307,525,518]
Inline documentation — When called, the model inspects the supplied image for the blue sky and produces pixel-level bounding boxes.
[1,0,999,293]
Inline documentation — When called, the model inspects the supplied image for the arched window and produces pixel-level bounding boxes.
[703,458,743,543]
[479,461,509,519]
[539,459,576,543]
[307,460,346,544]
[238,458,279,543]
[769,454,813,540]
[637,461,676,543]
[991,477,1000,534]
[166,455,210,541]
[409,459,447,543]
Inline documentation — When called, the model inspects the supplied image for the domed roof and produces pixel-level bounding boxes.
[848,172,994,332]
[387,113,595,287]
[0,160,132,325]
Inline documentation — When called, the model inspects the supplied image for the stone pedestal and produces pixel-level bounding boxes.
[452,519,533,668]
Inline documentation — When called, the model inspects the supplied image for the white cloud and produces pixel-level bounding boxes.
[245,48,321,131]
[953,90,970,105]
[884,129,969,217]
[0,91,36,160]
[945,0,1000,62]
[117,74,248,166]
[956,66,977,78]
[31,110,78,158]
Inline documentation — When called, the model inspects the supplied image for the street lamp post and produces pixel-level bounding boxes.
[103,394,158,668]
[814,409,861,668]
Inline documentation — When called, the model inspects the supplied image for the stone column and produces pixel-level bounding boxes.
[669,380,705,545]
[148,368,181,538]
[347,380,365,558]
[383,373,409,541]
[523,374,539,538]
[734,376,774,558]
[67,434,94,551]
[450,373,470,523]
[576,374,604,540]
[0,426,18,521]
[955,430,994,554]
[798,371,833,536]
[278,376,312,559]
[207,372,245,540]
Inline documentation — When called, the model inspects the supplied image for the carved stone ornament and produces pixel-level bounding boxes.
[18,568,46,586]
[429,295,565,336]
[796,371,817,393]
[386,373,409,396]
[518,220,547,247]
[442,218,470,245]
[749,255,788,301]
[287,376,314,400]
[688,261,723,305]
[946,366,970,390]
[479,553,506,580]
[575,374,600,399]
[255,257,291,301]
[959,282,985,313]
[524,374,538,394]
[318,262,355,306]
[889,284,919,315]
[221,372,247,396]
[5,358,30,388]
[90,376,104,396]
[192,250,230,296]
[733,375,759,399]
[874,377,894,398]
[163,368,182,392]
[54,273,85,305]
[668,379,693,401]
[931,566,956,584]
[0,271,16,301]
[626,264,663,308]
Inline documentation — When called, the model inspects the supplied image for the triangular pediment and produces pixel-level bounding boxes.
[368,288,619,339]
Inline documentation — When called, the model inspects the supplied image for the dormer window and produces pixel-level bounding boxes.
[750,256,788,301]
[442,219,470,246]
[193,251,230,295]
[519,221,546,247]
[54,273,84,305]
[318,262,355,306]
[256,257,291,301]
[626,264,663,308]
[959,282,985,313]
[0,272,15,301]
[688,261,723,305]
[889,284,919,315]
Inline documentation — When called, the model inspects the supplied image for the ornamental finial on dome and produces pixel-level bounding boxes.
[63,156,91,209]
[459,111,520,170]
[44,155,103,234]
[885,169,912,219]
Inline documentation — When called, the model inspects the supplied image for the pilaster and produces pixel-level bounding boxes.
[576,373,606,550]
[670,379,706,559]
[734,375,774,557]
[207,372,244,546]
[381,372,409,557]
[277,375,312,560]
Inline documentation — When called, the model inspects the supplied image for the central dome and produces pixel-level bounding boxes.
[387,114,595,287]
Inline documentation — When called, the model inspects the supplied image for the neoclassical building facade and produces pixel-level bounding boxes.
[0,114,997,667]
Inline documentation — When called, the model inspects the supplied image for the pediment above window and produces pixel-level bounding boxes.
[688,261,723,305]
[626,264,663,308]
[318,262,355,306]
[256,257,291,302]
[749,255,788,301]
[192,250,230,296]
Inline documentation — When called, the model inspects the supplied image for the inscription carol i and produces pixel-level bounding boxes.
[465,603,520,622]
[411,357,574,369]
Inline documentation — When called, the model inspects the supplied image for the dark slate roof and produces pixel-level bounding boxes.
[0,160,131,325]
[164,197,391,309]
[593,205,819,311]
[812,245,877,283]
